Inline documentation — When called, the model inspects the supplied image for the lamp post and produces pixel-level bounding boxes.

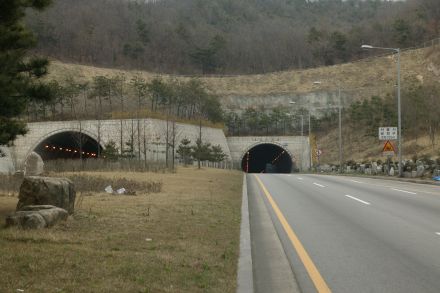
[361,45,402,177]
[313,81,343,173]
[289,101,311,171]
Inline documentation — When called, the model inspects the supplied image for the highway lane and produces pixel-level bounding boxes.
[249,174,440,293]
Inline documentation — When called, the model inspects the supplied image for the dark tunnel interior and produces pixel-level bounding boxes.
[241,143,293,173]
[34,131,102,160]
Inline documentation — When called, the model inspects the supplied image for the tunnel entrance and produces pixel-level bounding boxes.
[241,143,293,173]
[34,131,102,161]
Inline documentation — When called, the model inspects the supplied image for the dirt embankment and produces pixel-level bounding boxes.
[47,44,440,99]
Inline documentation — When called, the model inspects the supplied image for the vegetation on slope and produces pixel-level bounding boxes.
[27,0,440,74]
[35,43,440,160]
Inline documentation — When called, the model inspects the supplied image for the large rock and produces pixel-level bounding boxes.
[416,164,425,177]
[24,152,44,176]
[6,205,68,229]
[17,177,76,214]
[371,162,378,175]
[6,211,46,229]
[389,167,395,176]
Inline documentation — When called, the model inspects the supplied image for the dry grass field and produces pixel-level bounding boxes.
[0,167,243,293]
[47,45,440,97]
[317,128,440,164]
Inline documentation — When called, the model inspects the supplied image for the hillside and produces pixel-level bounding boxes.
[47,43,440,100]
[45,42,440,162]
[28,0,440,74]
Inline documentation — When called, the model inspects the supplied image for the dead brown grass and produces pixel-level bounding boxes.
[0,167,243,293]
[317,128,440,164]
[47,45,440,98]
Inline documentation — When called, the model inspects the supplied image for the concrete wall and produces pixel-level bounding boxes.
[0,146,15,174]
[4,119,311,173]
[221,91,353,115]
[9,119,231,169]
[227,136,310,171]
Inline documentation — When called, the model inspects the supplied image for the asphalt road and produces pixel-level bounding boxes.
[249,174,440,293]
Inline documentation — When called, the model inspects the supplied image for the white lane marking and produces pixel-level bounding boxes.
[297,177,304,180]
[345,194,371,205]
[350,179,363,184]
[313,183,325,188]
[391,188,417,195]
[436,232,440,236]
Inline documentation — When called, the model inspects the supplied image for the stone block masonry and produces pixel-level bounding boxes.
[8,119,231,169]
[3,118,310,173]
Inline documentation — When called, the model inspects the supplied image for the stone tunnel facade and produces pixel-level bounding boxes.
[8,119,231,169]
[227,136,311,171]
[2,119,310,173]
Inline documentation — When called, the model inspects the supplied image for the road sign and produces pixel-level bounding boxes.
[379,127,397,140]
[382,140,395,156]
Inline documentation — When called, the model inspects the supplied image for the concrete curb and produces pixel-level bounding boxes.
[237,174,254,293]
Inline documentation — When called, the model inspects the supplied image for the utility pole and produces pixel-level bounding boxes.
[338,86,343,173]
[289,101,312,172]
[300,115,304,136]
[397,48,402,177]
[312,81,344,173]
[307,111,312,171]
[198,117,202,169]
[362,45,403,177]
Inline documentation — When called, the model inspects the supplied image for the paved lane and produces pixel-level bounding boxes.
[249,174,440,293]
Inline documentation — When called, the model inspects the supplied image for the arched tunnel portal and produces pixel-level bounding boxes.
[33,131,103,161]
[241,143,293,173]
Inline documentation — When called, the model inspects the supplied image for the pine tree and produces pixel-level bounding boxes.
[176,138,193,166]
[0,0,53,145]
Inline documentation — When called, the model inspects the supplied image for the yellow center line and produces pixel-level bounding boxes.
[254,175,332,293]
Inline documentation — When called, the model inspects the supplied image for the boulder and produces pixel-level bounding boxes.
[319,164,331,172]
[371,162,378,175]
[389,167,395,176]
[416,164,425,177]
[5,205,68,229]
[377,165,383,173]
[37,208,68,227]
[6,211,46,229]
[17,177,76,214]
[24,152,44,176]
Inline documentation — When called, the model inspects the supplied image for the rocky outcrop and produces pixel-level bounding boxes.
[17,177,76,214]
[24,152,44,176]
[6,205,68,229]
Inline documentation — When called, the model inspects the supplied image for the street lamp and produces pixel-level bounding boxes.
[361,44,402,177]
[313,81,343,174]
[289,101,312,171]
[289,101,304,136]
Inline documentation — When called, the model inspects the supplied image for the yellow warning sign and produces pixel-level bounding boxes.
[382,140,395,156]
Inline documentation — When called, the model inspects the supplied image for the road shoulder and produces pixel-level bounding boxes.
[237,175,254,293]
[247,174,301,293]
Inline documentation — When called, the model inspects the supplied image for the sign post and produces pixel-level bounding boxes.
[379,127,398,175]
[382,140,396,175]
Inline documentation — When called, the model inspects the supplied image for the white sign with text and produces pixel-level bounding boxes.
[379,127,397,140]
